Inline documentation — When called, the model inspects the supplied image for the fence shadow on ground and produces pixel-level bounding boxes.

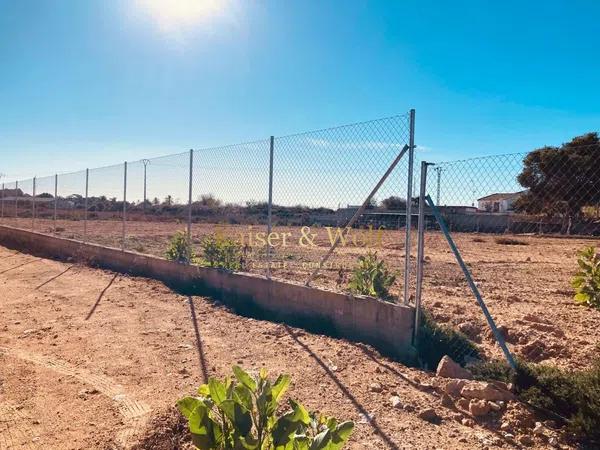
[85,273,118,320]
[186,295,210,383]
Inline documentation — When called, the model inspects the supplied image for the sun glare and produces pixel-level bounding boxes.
[134,0,228,33]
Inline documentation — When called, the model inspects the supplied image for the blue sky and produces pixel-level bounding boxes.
[1,0,599,183]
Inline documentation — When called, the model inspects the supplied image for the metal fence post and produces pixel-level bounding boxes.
[1,182,4,220]
[266,136,275,279]
[403,109,416,304]
[413,161,430,343]
[122,162,127,251]
[425,194,517,370]
[84,168,89,242]
[142,159,150,213]
[15,181,18,219]
[435,166,442,205]
[32,176,36,231]
[53,174,58,234]
[187,149,193,254]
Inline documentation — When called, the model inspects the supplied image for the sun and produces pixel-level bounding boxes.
[134,0,229,33]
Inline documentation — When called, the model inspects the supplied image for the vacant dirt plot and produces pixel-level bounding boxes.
[3,218,600,369]
[0,245,565,449]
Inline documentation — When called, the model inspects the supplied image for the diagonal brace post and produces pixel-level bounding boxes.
[425,194,517,370]
[305,144,410,286]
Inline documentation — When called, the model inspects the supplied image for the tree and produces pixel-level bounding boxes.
[514,132,600,234]
[381,196,407,210]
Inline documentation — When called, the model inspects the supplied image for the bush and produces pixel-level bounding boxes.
[200,234,242,271]
[348,252,396,301]
[177,366,354,449]
[571,246,600,309]
[165,231,195,263]
[470,358,600,444]
[415,311,480,369]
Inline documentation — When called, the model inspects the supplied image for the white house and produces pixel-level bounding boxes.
[477,191,524,213]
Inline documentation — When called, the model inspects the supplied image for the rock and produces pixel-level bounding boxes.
[518,435,535,446]
[444,379,467,396]
[548,437,559,447]
[418,408,441,423]
[500,421,512,432]
[389,396,402,409]
[440,393,454,408]
[532,422,545,435]
[460,381,515,402]
[436,356,472,379]
[461,418,475,427]
[468,399,491,417]
[369,382,383,393]
[488,401,502,412]
[456,398,470,412]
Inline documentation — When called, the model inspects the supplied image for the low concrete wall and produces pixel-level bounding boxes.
[0,225,415,358]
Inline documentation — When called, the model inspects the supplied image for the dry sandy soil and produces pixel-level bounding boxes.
[3,218,600,370]
[0,245,569,449]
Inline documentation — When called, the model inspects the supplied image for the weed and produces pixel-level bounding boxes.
[165,231,195,263]
[470,358,600,444]
[495,237,528,245]
[348,252,396,301]
[415,311,480,369]
[177,366,354,449]
[571,246,600,309]
[200,234,243,271]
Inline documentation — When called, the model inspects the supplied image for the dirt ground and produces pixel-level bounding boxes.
[3,217,599,370]
[0,245,568,449]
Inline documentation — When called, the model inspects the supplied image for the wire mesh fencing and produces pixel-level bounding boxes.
[417,135,600,369]
[0,113,417,303]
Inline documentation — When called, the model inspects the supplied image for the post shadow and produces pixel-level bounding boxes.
[85,273,118,320]
[187,295,209,383]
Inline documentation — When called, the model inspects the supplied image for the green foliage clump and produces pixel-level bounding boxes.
[571,246,600,309]
[177,366,354,449]
[200,234,242,271]
[415,311,480,370]
[470,358,600,444]
[348,252,396,301]
[165,231,195,263]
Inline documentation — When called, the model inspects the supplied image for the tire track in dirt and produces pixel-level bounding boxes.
[0,347,151,448]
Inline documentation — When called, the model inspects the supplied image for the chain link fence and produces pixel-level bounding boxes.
[416,136,600,369]
[0,113,416,302]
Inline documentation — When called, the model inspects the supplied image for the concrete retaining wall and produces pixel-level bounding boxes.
[0,225,415,358]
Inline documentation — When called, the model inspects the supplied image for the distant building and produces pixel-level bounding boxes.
[477,191,524,213]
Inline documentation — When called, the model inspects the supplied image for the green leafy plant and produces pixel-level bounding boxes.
[571,246,600,309]
[201,234,243,271]
[165,231,195,263]
[348,252,396,301]
[177,366,354,449]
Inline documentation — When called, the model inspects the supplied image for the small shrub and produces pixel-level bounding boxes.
[571,246,600,309]
[415,311,480,369]
[495,237,528,246]
[200,234,242,271]
[177,366,354,449]
[348,252,396,301]
[469,358,600,444]
[165,231,195,263]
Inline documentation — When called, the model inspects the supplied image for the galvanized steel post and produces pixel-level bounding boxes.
[413,161,430,343]
[403,109,416,304]
[122,162,127,251]
[187,149,193,257]
[53,174,58,234]
[32,176,36,231]
[266,136,275,279]
[84,168,89,242]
